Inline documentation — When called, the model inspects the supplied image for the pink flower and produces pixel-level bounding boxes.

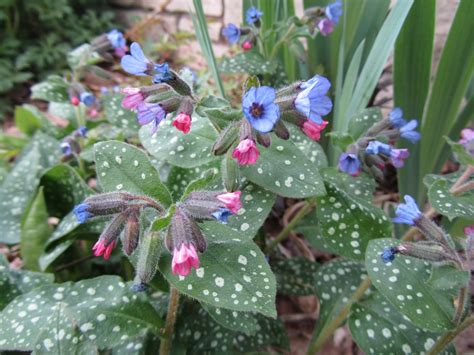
[390,148,410,168]
[242,41,253,51]
[464,225,474,236]
[172,113,192,134]
[460,128,474,145]
[71,96,80,106]
[121,87,144,110]
[216,191,242,214]
[302,120,328,141]
[232,138,260,165]
[92,240,116,260]
[318,18,334,36]
[172,243,200,276]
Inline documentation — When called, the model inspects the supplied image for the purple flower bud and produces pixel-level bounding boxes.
[106,29,126,50]
[76,126,88,138]
[222,24,241,44]
[136,102,166,135]
[381,247,399,263]
[60,142,72,156]
[211,208,233,224]
[73,203,93,224]
[80,92,95,107]
[389,108,406,128]
[338,153,361,176]
[393,195,422,225]
[390,148,410,168]
[246,7,263,24]
[365,141,392,156]
[318,18,335,36]
[325,0,343,25]
[152,63,173,84]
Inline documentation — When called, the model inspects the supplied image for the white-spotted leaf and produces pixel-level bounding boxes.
[241,135,326,198]
[272,257,319,295]
[102,94,140,132]
[428,179,474,221]
[30,75,69,103]
[139,114,218,168]
[159,223,277,317]
[366,238,456,331]
[349,291,455,355]
[201,302,259,335]
[94,141,172,207]
[287,124,328,169]
[0,276,164,352]
[348,107,383,140]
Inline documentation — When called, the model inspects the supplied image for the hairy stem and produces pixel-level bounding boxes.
[427,315,474,355]
[453,287,467,325]
[306,278,372,354]
[265,197,317,254]
[159,287,180,355]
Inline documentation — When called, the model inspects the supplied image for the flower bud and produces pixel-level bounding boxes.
[167,205,206,253]
[134,232,162,288]
[122,208,141,255]
[182,193,223,220]
[165,70,193,97]
[212,122,240,155]
[273,121,290,140]
[242,41,253,51]
[221,150,241,192]
[73,193,131,223]
[70,96,80,106]
[415,215,454,247]
[172,113,192,134]
[397,242,458,264]
[256,132,271,147]
[93,211,129,259]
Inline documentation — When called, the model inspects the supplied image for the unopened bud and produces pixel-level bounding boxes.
[212,122,240,155]
[135,232,162,288]
[182,192,222,220]
[159,96,182,114]
[166,70,193,96]
[275,95,296,112]
[98,211,129,248]
[239,119,253,141]
[415,215,454,247]
[122,208,141,255]
[276,82,302,98]
[256,132,271,147]
[83,193,130,216]
[274,121,290,140]
[397,242,458,264]
[222,150,241,192]
[242,41,253,51]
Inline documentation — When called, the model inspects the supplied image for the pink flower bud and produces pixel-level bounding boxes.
[242,41,253,51]
[302,120,328,141]
[88,108,99,118]
[172,113,192,134]
[121,87,144,110]
[232,138,260,165]
[464,225,474,236]
[71,96,80,106]
[460,128,474,145]
[216,191,242,214]
[92,239,116,260]
[172,243,200,276]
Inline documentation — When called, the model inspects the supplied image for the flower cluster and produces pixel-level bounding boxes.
[302,0,343,36]
[120,43,195,135]
[213,75,332,166]
[73,190,241,280]
[221,6,263,50]
[338,108,420,178]
[459,128,474,156]
[90,29,128,59]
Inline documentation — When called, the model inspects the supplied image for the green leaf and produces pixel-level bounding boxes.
[201,303,259,335]
[321,167,376,202]
[182,169,219,199]
[312,259,369,340]
[94,141,172,207]
[307,172,390,260]
[349,291,455,355]
[68,44,102,69]
[40,164,92,217]
[428,179,474,221]
[219,52,277,75]
[102,94,140,132]
[15,105,60,137]
[366,238,456,332]
[0,132,60,244]
[0,276,164,352]
[20,187,52,271]
[139,115,218,169]
[419,0,474,200]
[167,161,221,199]
[272,257,319,295]
[348,107,383,141]
[48,102,76,122]
[177,306,289,352]
[0,255,54,311]
[394,0,435,201]
[159,223,277,317]
[287,124,328,168]
[241,135,326,198]
[428,265,470,291]
[30,75,69,103]
[446,136,474,166]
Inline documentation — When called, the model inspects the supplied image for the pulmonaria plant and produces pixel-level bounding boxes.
[338,107,420,178]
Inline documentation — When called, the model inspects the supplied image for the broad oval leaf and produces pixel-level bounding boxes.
[241,135,326,198]
[102,93,140,132]
[366,238,456,332]
[201,302,259,335]
[30,75,69,103]
[272,257,319,296]
[94,141,172,207]
[159,223,277,318]
[428,179,474,221]
[139,114,218,168]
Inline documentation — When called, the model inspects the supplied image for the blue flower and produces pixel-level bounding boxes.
[76,126,88,138]
[389,108,406,128]
[80,92,95,107]
[60,142,72,156]
[381,247,398,263]
[338,153,361,176]
[242,86,280,133]
[152,63,173,84]
[212,208,233,224]
[121,42,151,76]
[246,7,263,24]
[393,195,421,225]
[295,75,332,124]
[366,141,392,156]
[325,0,343,25]
[137,102,166,135]
[400,119,421,143]
[73,203,92,224]
[106,29,126,49]
[222,24,241,44]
